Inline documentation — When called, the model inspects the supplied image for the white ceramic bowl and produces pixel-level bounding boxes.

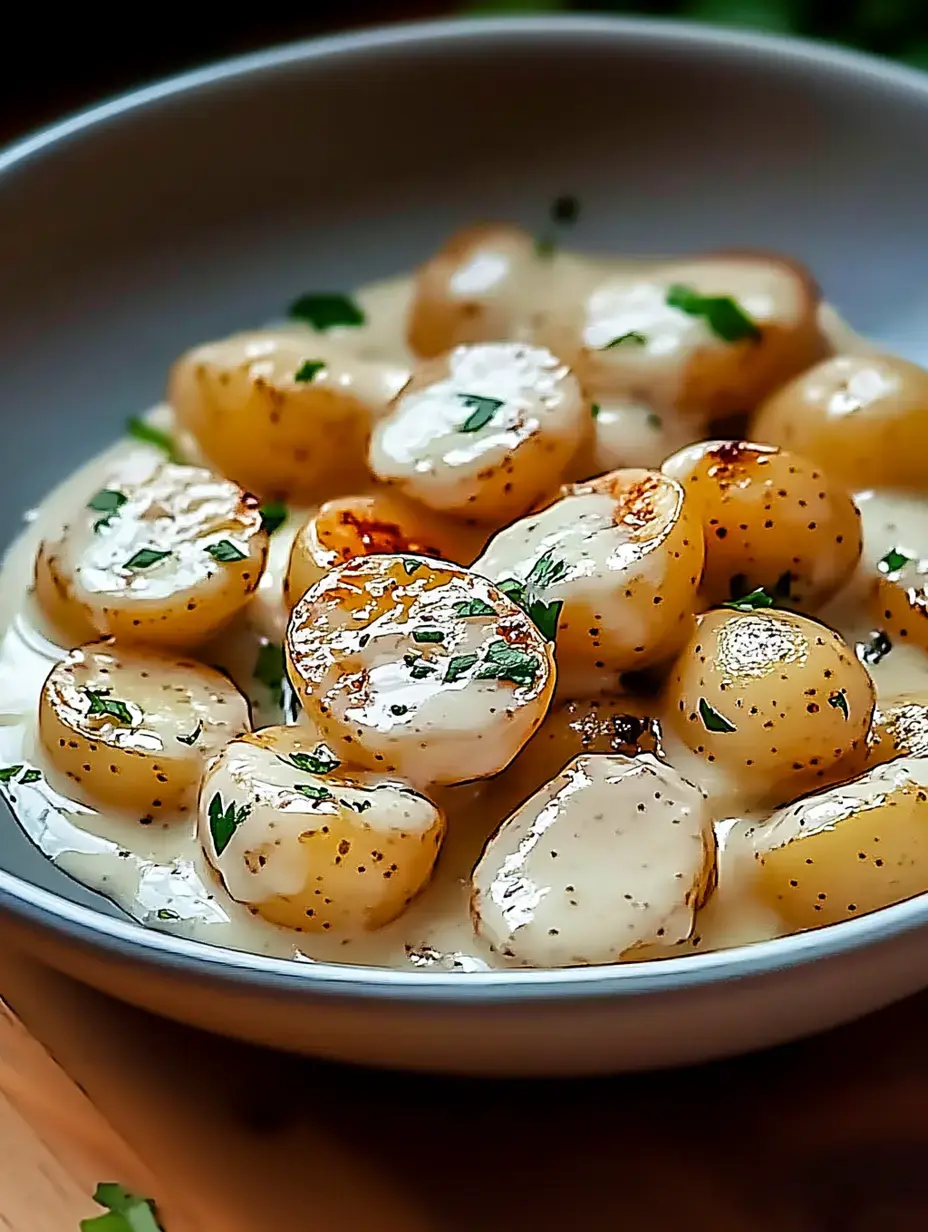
[3,15,928,1075]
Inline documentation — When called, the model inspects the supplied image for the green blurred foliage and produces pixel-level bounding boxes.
[465,0,928,64]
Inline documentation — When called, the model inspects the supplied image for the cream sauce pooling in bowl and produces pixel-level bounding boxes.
[3,244,928,974]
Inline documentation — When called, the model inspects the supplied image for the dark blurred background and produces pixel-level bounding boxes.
[2,1,927,144]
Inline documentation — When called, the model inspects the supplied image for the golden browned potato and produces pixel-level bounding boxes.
[474,468,705,694]
[754,755,928,929]
[471,753,716,966]
[407,224,541,358]
[169,328,404,501]
[34,460,267,650]
[665,609,875,803]
[868,697,928,765]
[543,252,828,420]
[662,439,861,611]
[39,641,251,818]
[369,342,589,523]
[287,555,556,787]
[872,550,928,654]
[283,491,485,610]
[199,726,445,932]
[753,354,928,492]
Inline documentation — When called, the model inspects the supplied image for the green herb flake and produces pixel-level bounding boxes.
[156,908,180,922]
[411,662,435,679]
[208,793,252,856]
[828,688,850,720]
[288,293,365,331]
[458,393,505,433]
[87,489,128,532]
[444,653,479,684]
[527,597,563,642]
[698,698,737,733]
[259,501,288,535]
[390,704,409,716]
[254,642,285,704]
[18,768,41,784]
[402,559,425,576]
[124,547,171,570]
[879,547,912,574]
[294,359,326,384]
[722,587,775,612]
[342,798,373,813]
[294,783,332,802]
[126,416,181,463]
[591,403,601,419]
[453,598,496,618]
[646,413,663,430]
[534,235,556,259]
[84,690,134,725]
[279,747,341,776]
[413,629,444,644]
[526,549,567,593]
[476,639,539,687]
[0,766,23,783]
[81,1182,164,1232]
[666,283,761,343]
[176,721,203,747]
[551,194,579,225]
[498,577,526,602]
[603,330,648,349]
[206,539,247,563]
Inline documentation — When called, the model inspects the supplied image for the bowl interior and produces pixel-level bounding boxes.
[3,14,928,951]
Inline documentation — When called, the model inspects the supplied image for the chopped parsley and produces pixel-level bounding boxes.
[126,416,181,463]
[723,587,775,612]
[828,688,850,720]
[88,489,127,531]
[390,704,409,716]
[278,747,341,775]
[259,501,288,535]
[294,359,326,383]
[495,551,566,642]
[476,640,539,687]
[405,653,435,679]
[603,331,647,349]
[526,549,568,592]
[856,630,892,667]
[444,652,479,684]
[646,413,662,430]
[665,284,761,343]
[80,1182,163,1232]
[206,539,247,563]
[591,403,601,419]
[453,598,496,618]
[413,629,444,644]
[698,698,736,733]
[458,392,505,433]
[878,547,912,574]
[526,597,563,642]
[84,690,133,724]
[19,768,41,784]
[156,908,180,921]
[254,641,285,709]
[176,721,203,747]
[498,577,526,600]
[342,798,372,813]
[534,235,556,259]
[402,559,425,575]
[288,293,365,331]
[0,766,22,783]
[208,793,251,856]
[551,194,579,224]
[124,547,171,570]
[294,783,332,802]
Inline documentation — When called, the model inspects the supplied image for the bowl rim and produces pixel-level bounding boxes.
[3,11,928,1005]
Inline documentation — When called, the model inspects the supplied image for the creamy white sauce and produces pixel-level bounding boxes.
[2,257,927,974]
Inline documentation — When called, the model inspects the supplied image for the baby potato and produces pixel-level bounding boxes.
[34,461,267,650]
[283,491,484,610]
[872,552,928,655]
[199,726,444,932]
[407,224,542,358]
[169,328,402,502]
[571,400,694,481]
[753,353,928,493]
[474,468,705,694]
[369,342,589,523]
[545,252,826,419]
[754,755,928,929]
[662,439,862,611]
[286,555,556,788]
[492,694,662,817]
[39,641,251,819]
[471,753,716,967]
[665,609,875,803]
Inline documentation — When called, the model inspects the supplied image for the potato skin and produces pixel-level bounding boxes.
[662,439,861,612]
[755,755,928,928]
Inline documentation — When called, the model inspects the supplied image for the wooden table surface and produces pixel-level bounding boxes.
[1,944,927,1230]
